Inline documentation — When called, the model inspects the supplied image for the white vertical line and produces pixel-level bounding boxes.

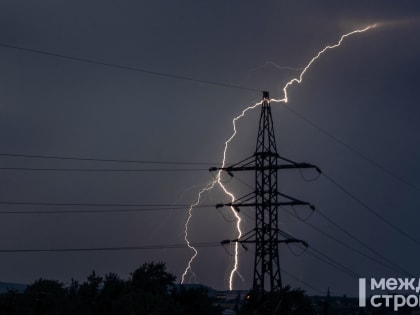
[359,278,366,307]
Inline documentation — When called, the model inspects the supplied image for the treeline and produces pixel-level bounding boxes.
[0,261,322,315]
[0,262,222,315]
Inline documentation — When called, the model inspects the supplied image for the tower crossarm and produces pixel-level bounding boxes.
[209,157,321,173]
[221,229,308,247]
[215,191,315,211]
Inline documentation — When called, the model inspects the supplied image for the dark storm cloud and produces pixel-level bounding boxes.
[0,0,419,295]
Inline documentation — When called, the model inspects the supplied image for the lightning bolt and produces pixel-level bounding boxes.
[181,102,262,286]
[272,24,377,104]
[181,181,216,284]
[181,24,377,290]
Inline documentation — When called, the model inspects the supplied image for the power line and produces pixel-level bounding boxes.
[322,172,420,248]
[282,104,420,192]
[0,167,208,172]
[0,242,220,253]
[0,206,212,214]
[238,244,326,295]
[244,228,360,282]
[233,163,413,276]
[0,153,219,166]
[0,201,213,207]
[0,43,261,93]
[315,206,412,276]
[232,165,411,276]
[280,268,326,296]
[306,247,360,279]
[284,242,360,280]
[281,207,411,276]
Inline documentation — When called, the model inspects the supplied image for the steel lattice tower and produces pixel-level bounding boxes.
[214,91,319,303]
[254,90,282,294]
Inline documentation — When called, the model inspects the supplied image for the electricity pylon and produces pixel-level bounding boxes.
[212,91,319,303]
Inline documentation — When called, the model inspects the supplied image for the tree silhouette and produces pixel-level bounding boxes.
[97,272,129,315]
[0,261,222,315]
[129,262,177,314]
[25,278,65,315]
[131,261,175,295]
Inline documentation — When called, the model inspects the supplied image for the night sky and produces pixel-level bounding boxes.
[0,1,420,296]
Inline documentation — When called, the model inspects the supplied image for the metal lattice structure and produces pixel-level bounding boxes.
[254,90,282,294]
[214,91,319,302]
